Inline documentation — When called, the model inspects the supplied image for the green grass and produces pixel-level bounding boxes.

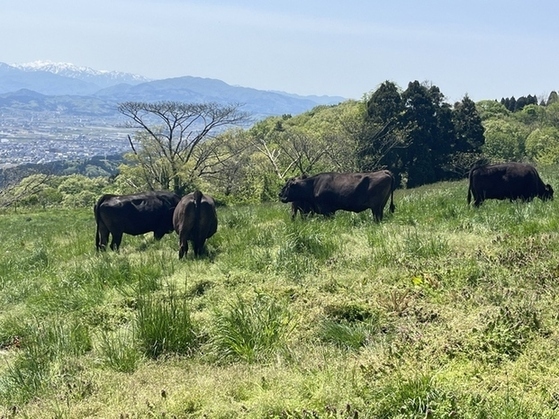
[3,174,559,417]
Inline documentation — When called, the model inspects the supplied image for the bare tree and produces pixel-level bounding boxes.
[118,101,250,194]
[195,128,257,196]
[256,128,337,180]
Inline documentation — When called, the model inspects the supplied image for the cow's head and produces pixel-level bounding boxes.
[541,184,554,201]
[279,178,296,203]
[279,175,307,203]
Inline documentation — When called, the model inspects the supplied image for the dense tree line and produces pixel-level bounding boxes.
[500,95,539,112]
[4,80,559,208]
[478,98,559,165]
[361,80,484,187]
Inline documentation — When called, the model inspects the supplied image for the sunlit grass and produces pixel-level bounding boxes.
[3,174,559,416]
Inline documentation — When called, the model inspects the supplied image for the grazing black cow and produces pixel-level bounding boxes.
[173,190,218,259]
[279,170,396,222]
[467,162,553,207]
[94,191,181,251]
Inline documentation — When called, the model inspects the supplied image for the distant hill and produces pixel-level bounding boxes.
[0,154,124,190]
[0,62,345,119]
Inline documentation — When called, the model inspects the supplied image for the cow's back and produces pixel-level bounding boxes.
[314,172,390,209]
[173,191,218,258]
[173,195,196,236]
[310,171,394,220]
[95,190,180,250]
[100,192,178,235]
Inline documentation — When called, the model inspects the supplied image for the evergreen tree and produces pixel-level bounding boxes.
[516,96,527,111]
[358,81,406,180]
[400,81,452,187]
[367,81,403,122]
[449,95,485,178]
[509,96,517,112]
[453,96,485,152]
[547,91,559,105]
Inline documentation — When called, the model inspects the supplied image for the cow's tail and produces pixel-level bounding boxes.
[94,195,104,251]
[194,189,203,206]
[193,189,203,226]
[389,173,396,213]
[467,169,473,205]
[193,190,203,249]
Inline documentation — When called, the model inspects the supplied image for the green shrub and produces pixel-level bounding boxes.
[135,292,199,359]
[210,294,293,363]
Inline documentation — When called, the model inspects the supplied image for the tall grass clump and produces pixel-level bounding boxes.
[367,225,398,266]
[221,207,254,229]
[275,220,339,279]
[319,303,385,350]
[22,244,51,272]
[135,290,199,359]
[370,373,457,418]
[98,329,142,373]
[319,320,380,350]
[402,227,449,259]
[0,318,91,405]
[210,294,293,363]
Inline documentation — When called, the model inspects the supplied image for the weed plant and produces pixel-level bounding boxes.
[210,293,293,363]
[3,173,559,416]
[135,288,199,358]
[98,329,142,373]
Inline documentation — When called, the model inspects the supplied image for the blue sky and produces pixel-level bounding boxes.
[1,0,558,102]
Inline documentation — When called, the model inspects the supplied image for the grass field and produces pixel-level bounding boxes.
[2,171,559,418]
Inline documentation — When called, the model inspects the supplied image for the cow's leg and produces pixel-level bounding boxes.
[371,207,382,223]
[96,225,110,251]
[194,238,206,257]
[291,203,297,220]
[110,232,123,251]
[153,230,165,240]
[178,234,188,259]
[193,240,201,257]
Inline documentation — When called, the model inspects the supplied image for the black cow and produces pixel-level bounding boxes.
[173,190,218,259]
[94,191,181,251]
[467,162,553,207]
[279,170,396,222]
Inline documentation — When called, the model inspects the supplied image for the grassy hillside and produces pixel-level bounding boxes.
[2,171,559,418]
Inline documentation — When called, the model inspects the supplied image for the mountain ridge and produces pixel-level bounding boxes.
[12,60,151,87]
[0,61,345,118]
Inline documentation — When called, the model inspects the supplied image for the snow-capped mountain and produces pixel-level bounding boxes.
[0,61,345,118]
[13,61,151,88]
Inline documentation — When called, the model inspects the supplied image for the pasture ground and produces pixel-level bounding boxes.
[2,171,559,418]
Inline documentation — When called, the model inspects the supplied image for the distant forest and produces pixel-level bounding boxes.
[0,154,122,190]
